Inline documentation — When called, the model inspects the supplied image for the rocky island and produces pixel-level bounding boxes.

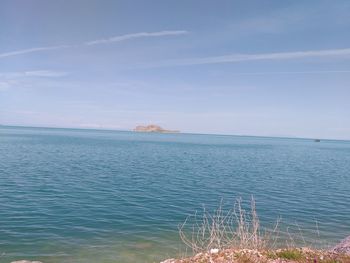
[133,124,179,133]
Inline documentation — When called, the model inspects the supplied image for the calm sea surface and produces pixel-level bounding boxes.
[0,126,349,263]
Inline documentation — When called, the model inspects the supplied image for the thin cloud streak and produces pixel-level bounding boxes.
[24,70,68,77]
[145,48,350,67]
[230,70,350,75]
[0,30,188,59]
[0,45,71,58]
[0,70,68,78]
[85,30,188,45]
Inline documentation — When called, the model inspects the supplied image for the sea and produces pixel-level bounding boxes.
[0,126,349,263]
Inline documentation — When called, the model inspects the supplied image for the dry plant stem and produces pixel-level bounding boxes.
[179,197,281,254]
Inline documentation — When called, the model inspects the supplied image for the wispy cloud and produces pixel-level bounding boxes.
[0,70,68,91]
[0,70,68,78]
[0,45,71,58]
[0,81,12,91]
[229,70,350,75]
[144,48,350,68]
[24,70,68,77]
[0,30,188,59]
[85,30,188,45]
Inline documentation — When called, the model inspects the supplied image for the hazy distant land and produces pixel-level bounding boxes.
[133,124,179,133]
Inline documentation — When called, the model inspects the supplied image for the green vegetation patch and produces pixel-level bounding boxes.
[276,249,304,260]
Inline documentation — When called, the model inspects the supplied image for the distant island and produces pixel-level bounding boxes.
[133,124,179,133]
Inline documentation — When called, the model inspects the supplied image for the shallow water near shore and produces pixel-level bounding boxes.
[0,126,350,263]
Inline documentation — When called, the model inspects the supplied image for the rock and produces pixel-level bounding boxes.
[332,235,350,254]
[11,261,43,263]
[133,124,179,133]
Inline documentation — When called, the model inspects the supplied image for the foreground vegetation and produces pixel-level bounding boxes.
[161,247,350,263]
[161,198,350,263]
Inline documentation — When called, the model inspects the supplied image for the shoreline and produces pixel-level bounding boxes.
[160,246,350,263]
[10,237,350,263]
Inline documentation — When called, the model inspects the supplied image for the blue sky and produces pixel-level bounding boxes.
[0,0,350,139]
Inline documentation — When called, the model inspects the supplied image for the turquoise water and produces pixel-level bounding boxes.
[0,126,350,263]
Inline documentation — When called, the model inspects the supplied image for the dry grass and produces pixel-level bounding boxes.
[165,197,350,263]
[178,197,281,254]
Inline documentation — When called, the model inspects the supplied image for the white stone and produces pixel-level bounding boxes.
[210,248,219,254]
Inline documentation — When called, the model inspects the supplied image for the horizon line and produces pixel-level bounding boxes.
[1,124,349,142]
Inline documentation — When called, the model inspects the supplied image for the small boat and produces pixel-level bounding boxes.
[314,139,321,142]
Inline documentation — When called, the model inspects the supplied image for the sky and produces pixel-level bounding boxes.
[0,0,350,139]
